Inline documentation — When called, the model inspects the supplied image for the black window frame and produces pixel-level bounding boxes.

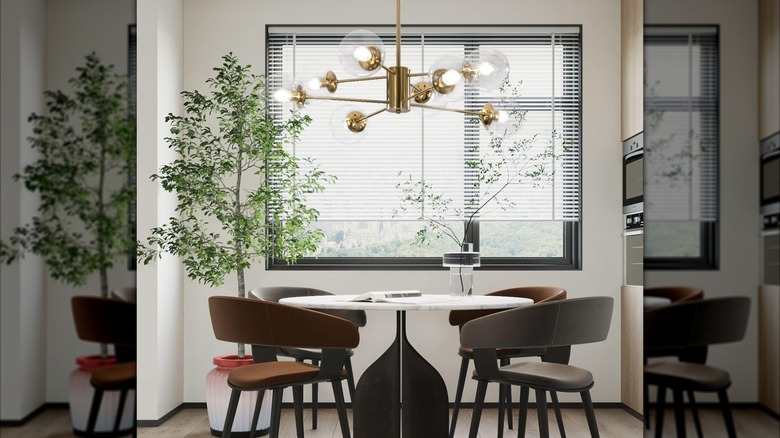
[266,25,583,271]
[643,24,720,271]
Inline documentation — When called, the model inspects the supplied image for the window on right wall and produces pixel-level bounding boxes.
[644,26,719,269]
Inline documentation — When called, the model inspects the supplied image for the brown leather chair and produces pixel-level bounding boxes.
[250,286,366,430]
[448,286,567,438]
[71,296,136,436]
[461,296,614,438]
[644,297,750,438]
[209,296,358,438]
[643,286,705,435]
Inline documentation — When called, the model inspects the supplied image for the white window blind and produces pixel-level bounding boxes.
[267,26,581,224]
[644,27,718,222]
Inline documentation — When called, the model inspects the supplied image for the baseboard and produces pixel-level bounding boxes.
[136,404,187,427]
[0,403,68,427]
[758,404,780,421]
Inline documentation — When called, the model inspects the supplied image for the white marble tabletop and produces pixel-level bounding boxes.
[279,294,533,311]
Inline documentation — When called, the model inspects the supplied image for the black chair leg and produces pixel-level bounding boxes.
[550,391,566,438]
[581,389,600,438]
[270,389,284,438]
[686,390,703,438]
[655,385,666,438]
[345,356,357,402]
[644,382,651,430]
[717,389,737,438]
[114,388,128,432]
[312,359,320,430]
[468,380,488,438]
[86,388,104,434]
[499,357,513,430]
[249,390,266,438]
[517,386,529,438]
[333,380,351,438]
[535,389,549,438]
[222,389,241,438]
[497,384,506,438]
[449,356,469,438]
[672,388,687,438]
[293,385,305,438]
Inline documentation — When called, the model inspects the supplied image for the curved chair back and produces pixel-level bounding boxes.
[72,296,136,347]
[644,286,703,303]
[449,286,566,328]
[250,286,367,327]
[644,297,750,349]
[209,296,359,349]
[461,296,613,350]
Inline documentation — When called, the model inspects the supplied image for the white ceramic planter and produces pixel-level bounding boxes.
[206,355,272,437]
[68,355,135,436]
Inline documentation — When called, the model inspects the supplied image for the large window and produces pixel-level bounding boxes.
[267,26,581,269]
[644,26,719,269]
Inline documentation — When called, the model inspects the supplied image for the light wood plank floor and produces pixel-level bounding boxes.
[3,406,778,437]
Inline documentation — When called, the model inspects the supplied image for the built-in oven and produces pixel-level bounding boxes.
[761,132,779,229]
[623,132,644,229]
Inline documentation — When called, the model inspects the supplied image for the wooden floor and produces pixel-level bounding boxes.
[2,405,777,437]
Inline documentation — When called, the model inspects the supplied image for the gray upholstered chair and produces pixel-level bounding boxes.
[644,297,750,438]
[249,286,366,429]
[461,296,614,438]
[643,285,705,435]
[448,286,567,438]
[209,296,358,438]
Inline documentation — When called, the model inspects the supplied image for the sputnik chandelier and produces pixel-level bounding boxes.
[272,0,512,135]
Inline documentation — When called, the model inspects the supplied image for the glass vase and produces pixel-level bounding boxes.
[442,243,481,297]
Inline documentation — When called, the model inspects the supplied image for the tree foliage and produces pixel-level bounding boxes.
[395,83,562,249]
[138,52,332,298]
[0,53,136,298]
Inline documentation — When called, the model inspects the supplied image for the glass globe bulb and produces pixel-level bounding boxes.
[496,110,510,124]
[338,30,385,77]
[329,104,369,145]
[466,49,510,91]
[429,55,467,102]
[477,61,496,76]
[273,88,292,102]
[306,77,322,91]
[441,69,462,86]
[353,46,373,62]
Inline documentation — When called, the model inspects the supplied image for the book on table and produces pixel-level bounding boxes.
[349,290,422,302]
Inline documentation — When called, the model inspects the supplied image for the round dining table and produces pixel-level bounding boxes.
[279,293,533,438]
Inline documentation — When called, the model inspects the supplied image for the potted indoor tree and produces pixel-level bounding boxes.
[395,83,562,295]
[138,52,333,436]
[0,53,136,434]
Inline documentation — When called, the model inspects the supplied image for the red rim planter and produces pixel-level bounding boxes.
[68,355,135,437]
[206,355,272,437]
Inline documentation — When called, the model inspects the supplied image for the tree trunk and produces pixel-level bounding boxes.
[236,267,246,359]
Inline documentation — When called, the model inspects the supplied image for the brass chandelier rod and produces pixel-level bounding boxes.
[396,0,401,70]
[410,103,481,116]
[336,75,388,84]
[307,95,389,105]
[358,107,387,122]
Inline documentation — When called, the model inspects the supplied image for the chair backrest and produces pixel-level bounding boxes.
[449,286,567,327]
[644,297,750,349]
[250,286,367,327]
[644,286,703,303]
[461,296,613,350]
[209,296,360,349]
[72,296,136,347]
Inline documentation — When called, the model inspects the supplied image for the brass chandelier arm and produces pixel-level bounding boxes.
[307,95,390,105]
[404,86,434,104]
[336,75,388,84]
[409,103,482,117]
[408,72,430,77]
[358,108,387,122]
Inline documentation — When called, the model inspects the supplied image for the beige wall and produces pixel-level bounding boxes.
[644,0,761,402]
[140,0,625,416]
[0,0,47,421]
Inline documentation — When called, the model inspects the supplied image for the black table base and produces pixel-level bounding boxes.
[353,311,449,438]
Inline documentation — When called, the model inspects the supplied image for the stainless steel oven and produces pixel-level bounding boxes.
[761,132,779,229]
[623,132,644,228]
